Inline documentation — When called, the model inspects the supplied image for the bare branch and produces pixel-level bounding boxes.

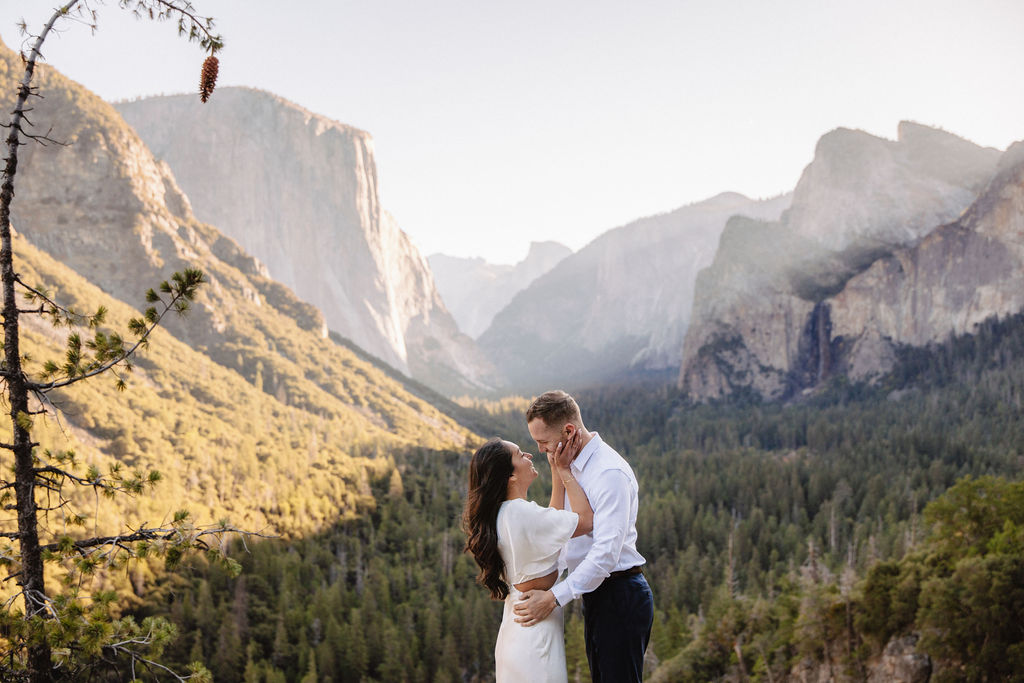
[14,275,82,322]
[39,524,273,554]
[110,645,194,682]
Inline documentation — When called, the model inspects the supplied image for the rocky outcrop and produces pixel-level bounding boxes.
[680,124,1006,401]
[790,635,932,683]
[478,192,790,392]
[429,241,571,338]
[115,88,498,395]
[868,636,933,683]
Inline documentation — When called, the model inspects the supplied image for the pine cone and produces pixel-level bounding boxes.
[199,55,219,103]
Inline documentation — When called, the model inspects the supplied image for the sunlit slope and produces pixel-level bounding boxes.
[5,234,474,537]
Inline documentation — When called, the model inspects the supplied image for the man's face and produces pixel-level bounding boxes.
[528,417,571,457]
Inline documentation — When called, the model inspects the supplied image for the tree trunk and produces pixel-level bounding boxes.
[1,91,50,683]
[1,4,82,679]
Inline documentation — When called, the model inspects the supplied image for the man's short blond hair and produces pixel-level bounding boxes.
[526,390,582,427]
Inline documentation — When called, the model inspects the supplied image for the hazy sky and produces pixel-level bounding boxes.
[2,0,1023,264]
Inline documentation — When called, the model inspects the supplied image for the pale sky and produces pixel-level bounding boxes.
[2,0,1023,264]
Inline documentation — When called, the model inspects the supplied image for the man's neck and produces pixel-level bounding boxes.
[571,428,595,464]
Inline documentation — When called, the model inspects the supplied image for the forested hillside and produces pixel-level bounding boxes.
[0,230,475,544]
[133,310,1024,681]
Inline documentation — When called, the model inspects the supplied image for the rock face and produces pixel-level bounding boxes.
[478,192,790,392]
[680,124,1008,401]
[115,88,497,395]
[827,143,1024,374]
[428,241,571,338]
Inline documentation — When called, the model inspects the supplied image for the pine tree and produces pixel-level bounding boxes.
[0,2,259,680]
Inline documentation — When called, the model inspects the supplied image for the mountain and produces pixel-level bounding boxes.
[428,241,571,338]
[786,122,1001,250]
[680,123,1006,401]
[477,192,790,392]
[114,88,498,396]
[0,37,478,535]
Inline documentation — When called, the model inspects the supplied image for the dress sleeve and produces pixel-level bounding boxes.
[502,499,579,584]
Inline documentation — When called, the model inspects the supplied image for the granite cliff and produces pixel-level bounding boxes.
[680,124,1008,400]
[115,88,498,395]
[428,241,571,338]
[825,142,1024,379]
[478,192,790,392]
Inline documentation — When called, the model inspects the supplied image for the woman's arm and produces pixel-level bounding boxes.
[548,453,566,509]
[553,433,593,537]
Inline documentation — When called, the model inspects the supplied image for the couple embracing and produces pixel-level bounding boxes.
[463,390,654,682]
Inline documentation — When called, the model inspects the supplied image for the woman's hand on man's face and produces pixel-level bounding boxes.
[552,430,580,472]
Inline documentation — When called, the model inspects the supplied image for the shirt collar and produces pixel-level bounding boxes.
[571,432,602,474]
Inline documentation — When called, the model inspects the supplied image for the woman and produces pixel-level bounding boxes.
[463,434,594,682]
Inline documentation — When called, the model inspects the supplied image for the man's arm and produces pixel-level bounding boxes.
[551,468,630,603]
[514,468,631,624]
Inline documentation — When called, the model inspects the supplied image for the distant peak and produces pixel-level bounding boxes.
[526,240,571,255]
[814,126,883,153]
[708,191,749,202]
[427,252,486,265]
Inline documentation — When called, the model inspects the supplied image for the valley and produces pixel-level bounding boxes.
[0,17,1022,681]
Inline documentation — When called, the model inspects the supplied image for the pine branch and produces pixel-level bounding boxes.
[33,268,205,392]
[124,0,223,52]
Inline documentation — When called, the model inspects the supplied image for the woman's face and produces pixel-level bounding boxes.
[504,440,538,487]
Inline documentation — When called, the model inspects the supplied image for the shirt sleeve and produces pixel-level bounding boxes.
[551,469,631,606]
[504,500,579,584]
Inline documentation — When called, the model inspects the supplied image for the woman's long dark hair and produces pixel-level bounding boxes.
[462,438,514,600]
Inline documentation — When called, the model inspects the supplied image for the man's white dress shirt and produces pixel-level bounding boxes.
[550,432,645,607]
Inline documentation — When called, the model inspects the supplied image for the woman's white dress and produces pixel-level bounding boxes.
[494,498,579,683]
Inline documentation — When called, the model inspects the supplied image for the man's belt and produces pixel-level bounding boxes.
[608,566,643,579]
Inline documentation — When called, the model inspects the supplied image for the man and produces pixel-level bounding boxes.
[513,390,654,682]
